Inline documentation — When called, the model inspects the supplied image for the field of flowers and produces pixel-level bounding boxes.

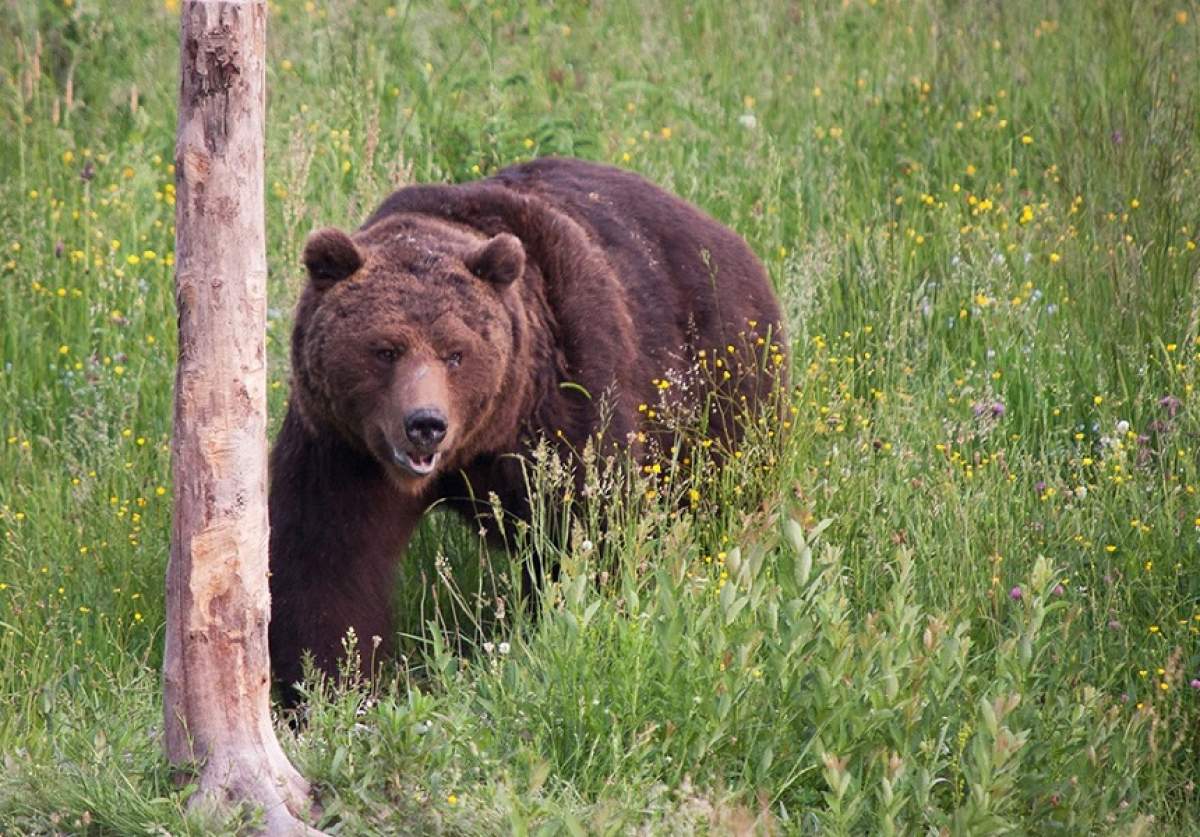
[2,0,1200,832]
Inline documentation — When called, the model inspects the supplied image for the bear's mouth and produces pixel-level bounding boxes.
[391,446,440,477]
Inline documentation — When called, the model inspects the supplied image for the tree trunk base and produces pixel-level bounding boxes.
[188,741,323,834]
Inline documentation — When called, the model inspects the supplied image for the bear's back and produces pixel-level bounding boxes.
[493,158,782,382]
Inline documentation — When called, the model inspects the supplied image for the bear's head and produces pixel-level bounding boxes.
[291,219,526,494]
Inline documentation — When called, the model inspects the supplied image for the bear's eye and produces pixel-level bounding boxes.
[445,351,463,369]
[374,347,401,364]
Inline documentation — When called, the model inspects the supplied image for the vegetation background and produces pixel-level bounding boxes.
[3,0,1200,832]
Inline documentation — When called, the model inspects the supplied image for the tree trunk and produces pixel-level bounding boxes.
[164,2,320,832]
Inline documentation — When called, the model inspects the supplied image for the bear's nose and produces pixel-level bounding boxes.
[405,408,448,450]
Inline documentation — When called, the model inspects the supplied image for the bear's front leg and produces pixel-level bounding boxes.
[267,410,425,704]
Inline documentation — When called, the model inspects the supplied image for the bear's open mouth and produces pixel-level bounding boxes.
[391,446,440,477]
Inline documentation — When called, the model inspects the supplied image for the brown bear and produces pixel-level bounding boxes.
[268,157,785,700]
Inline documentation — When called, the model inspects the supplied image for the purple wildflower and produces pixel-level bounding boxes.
[1159,394,1181,417]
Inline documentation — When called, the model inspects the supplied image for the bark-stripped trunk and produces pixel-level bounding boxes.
[164,2,320,832]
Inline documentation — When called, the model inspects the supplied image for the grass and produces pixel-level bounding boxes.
[2,0,1200,832]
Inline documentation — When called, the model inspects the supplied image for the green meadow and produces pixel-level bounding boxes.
[3,0,1200,832]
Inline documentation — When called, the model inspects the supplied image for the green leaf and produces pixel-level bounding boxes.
[558,381,592,400]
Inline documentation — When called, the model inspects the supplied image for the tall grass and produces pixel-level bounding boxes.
[2,0,1199,832]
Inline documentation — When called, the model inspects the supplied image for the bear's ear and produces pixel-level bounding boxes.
[303,228,363,290]
[465,233,525,286]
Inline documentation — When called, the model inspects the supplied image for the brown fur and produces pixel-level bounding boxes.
[268,157,786,699]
